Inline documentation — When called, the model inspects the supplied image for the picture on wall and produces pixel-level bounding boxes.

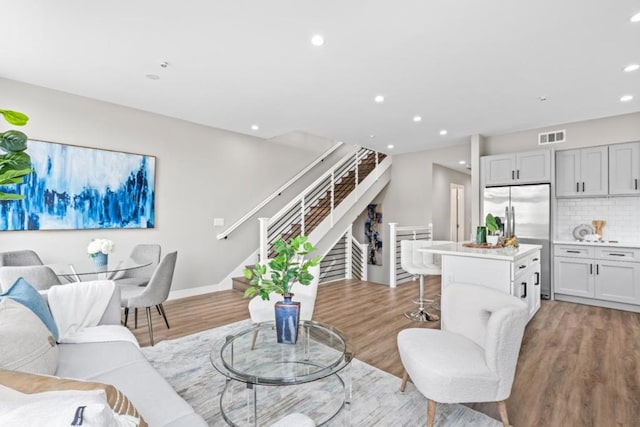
[0,139,155,231]
[365,203,383,265]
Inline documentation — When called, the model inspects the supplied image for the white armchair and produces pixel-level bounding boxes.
[397,283,528,427]
[248,265,320,323]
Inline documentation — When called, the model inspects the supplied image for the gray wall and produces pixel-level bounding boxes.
[483,112,640,155]
[0,78,332,292]
[431,164,471,241]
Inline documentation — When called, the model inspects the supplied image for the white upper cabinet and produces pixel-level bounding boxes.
[483,150,551,186]
[555,146,608,197]
[609,141,640,195]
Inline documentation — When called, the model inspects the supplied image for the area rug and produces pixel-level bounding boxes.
[141,320,501,426]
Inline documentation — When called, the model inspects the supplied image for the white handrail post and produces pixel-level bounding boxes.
[330,171,335,228]
[354,150,360,201]
[300,198,305,235]
[389,222,398,288]
[345,225,353,279]
[375,151,380,180]
[361,243,369,281]
[258,217,269,263]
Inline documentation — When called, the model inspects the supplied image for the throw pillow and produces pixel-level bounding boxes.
[0,299,58,375]
[0,385,140,427]
[0,277,59,341]
[0,370,148,427]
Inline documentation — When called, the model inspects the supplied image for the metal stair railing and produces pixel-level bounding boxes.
[388,223,433,288]
[258,146,387,262]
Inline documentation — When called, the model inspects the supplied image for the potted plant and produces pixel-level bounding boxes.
[485,213,502,246]
[87,238,115,269]
[243,235,321,344]
[0,108,32,200]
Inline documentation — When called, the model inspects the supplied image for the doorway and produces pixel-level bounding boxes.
[449,184,465,242]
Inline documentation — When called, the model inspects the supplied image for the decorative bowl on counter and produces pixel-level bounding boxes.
[573,224,595,241]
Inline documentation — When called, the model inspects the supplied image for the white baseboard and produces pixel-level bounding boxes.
[167,281,232,301]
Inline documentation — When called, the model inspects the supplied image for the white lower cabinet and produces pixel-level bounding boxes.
[554,244,640,307]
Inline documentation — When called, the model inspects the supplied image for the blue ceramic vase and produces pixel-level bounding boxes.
[93,252,108,268]
[274,294,300,344]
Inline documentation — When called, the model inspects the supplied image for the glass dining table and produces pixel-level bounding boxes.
[47,258,152,282]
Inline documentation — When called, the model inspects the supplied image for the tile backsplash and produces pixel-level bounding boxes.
[556,197,640,242]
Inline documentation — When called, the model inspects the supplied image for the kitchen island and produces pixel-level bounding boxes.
[419,242,542,321]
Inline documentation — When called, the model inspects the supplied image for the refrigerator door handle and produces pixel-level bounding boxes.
[511,206,516,237]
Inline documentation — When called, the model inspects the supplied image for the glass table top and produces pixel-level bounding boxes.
[48,259,152,278]
[210,320,355,386]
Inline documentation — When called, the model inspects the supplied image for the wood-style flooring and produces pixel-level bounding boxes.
[129,278,640,427]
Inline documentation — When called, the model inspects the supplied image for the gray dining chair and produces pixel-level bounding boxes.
[0,265,62,292]
[120,251,177,346]
[110,244,161,287]
[0,250,44,267]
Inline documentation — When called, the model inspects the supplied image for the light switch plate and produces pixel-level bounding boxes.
[213,218,224,227]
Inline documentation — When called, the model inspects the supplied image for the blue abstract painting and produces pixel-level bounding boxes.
[0,140,155,231]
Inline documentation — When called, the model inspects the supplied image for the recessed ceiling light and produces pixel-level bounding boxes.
[624,64,640,72]
[145,74,160,80]
[311,35,325,46]
[387,144,394,149]
[439,129,448,136]
[631,12,640,22]
[251,124,260,131]
[620,95,634,102]
[374,95,385,103]
[413,116,422,122]
[369,134,376,139]
[459,160,466,165]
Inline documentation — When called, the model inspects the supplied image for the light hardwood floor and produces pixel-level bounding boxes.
[129,278,640,427]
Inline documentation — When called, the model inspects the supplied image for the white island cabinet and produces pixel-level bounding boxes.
[419,243,542,321]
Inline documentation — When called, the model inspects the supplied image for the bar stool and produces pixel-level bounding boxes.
[400,240,446,322]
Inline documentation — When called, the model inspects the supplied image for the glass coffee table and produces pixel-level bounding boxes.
[210,320,354,426]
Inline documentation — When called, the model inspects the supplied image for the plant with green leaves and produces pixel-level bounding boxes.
[485,213,502,235]
[243,235,322,300]
[0,108,32,200]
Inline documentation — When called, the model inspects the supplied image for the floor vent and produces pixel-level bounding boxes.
[538,129,565,145]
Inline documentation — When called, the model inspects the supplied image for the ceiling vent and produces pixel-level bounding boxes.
[538,129,566,145]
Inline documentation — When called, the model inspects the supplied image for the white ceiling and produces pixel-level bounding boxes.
[1,1,639,154]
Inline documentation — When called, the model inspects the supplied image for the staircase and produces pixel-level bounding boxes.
[231,146,391,292]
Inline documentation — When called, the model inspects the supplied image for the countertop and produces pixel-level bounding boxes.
[554,240,640,249]
[418,242,542,261]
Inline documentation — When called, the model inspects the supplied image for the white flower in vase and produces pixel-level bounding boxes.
[87,239,115,258]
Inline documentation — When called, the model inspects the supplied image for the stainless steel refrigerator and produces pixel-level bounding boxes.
[483,184,551,299]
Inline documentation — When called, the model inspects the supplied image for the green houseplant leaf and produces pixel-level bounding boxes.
[0,110,29,126]
[486,213,499,234]
[0,130,29,152]
[243,235,321,301]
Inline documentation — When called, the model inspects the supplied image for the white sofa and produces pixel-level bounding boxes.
[0,272,207,427]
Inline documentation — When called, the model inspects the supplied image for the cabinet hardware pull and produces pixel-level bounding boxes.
[596,264,599,275]
[636,178,638,190]
[582,182,585,192]
[521,282,527,298]
[519,264,527,269]
[517,170,520,179]
[576,182,579,192]
[590,264,593,275]
[532,258,539,261]
[534,272,540,286]
[567,250,580,253]
[512,170,515,180]
[608,253,625,257]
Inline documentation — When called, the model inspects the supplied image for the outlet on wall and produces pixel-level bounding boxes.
[213,218,224,227]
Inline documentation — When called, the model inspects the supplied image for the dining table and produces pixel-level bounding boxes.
[48,258,152,282]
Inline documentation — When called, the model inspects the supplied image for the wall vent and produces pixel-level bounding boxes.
[538,129,566,145]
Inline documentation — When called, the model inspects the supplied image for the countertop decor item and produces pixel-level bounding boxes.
[572,224,595,241]
[243,235,321,344]
[592,220,606,238]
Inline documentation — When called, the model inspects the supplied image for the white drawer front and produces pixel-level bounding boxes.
[555,245,594,259]
[595,247,640,263]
